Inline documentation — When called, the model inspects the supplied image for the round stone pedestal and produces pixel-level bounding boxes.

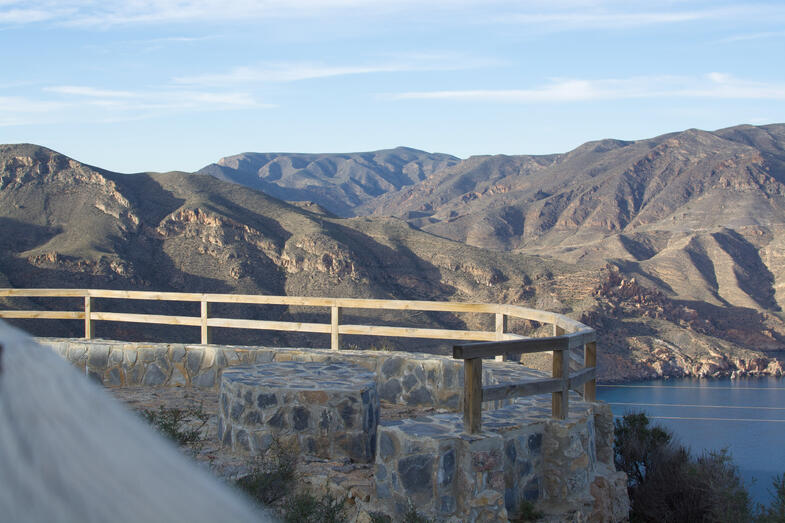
[219,362,379,463]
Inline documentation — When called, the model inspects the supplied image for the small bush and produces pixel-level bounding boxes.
[141,404,208,447]
[614,412,752,522]
[235,437,299,505]
[510,500,543,522]
[757,474,785,522]
[401,500,432,523]
[283,492,345,523]
[368,512,392,523]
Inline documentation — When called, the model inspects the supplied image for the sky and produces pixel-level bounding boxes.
[1,0,784,173]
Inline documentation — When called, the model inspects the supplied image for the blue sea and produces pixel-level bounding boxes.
[597,377,785,506]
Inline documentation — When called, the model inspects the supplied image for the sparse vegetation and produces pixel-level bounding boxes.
[368,512,392,523]
[141,404,209,448]
[400,500,432,523]
[757,474,785,522]
[233,437,351,522]
[510,500,544,522]
[283,492,346,523]
[614,412,753,522]
[365,501,430,523]
[235,437,298,505]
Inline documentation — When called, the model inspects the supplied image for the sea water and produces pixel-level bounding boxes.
[597,376,785,506]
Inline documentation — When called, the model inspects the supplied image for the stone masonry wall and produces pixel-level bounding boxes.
[218,362,379,463]
[41,338,629,521]
[40,338,546,410]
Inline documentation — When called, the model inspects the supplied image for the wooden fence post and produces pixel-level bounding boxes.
[552,324,567,419]
[464,358,483,434]
[584,341,596,401]
[331,305,341,350]
[494,312,507,361]
[84,296,94,340]
[200,299,211,344]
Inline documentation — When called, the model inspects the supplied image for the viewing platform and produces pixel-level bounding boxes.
[0,288,629,522]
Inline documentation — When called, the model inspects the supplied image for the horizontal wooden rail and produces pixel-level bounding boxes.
[0,310,85,320]
[568,367,597,389]
[483,378,563,402]
[206,318,331,334]
[453,335,570,359]
[453,319,597,433]
[0,287,597,431]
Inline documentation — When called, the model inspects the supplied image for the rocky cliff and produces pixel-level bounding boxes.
[1,142,784,381]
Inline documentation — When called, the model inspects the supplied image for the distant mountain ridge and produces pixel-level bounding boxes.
[3,135,785,382]
[196,147,460,217]
[199,125,785,316]
[363,124,785,249]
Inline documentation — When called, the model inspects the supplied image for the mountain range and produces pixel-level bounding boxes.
[2,123,785,381]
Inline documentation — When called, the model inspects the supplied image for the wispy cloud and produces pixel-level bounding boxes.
[0,7,58,23]
[5,0,783,28]
[493,5,776,30]
[0,95,69,113]
[717,30,785,43]
[386,74,785,103]
[0,85,272,127]
[174,55,493,86]
[0,0,439,26]
[44,85,137,98]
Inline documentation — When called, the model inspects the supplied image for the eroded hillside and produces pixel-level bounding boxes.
[1,142,784,381]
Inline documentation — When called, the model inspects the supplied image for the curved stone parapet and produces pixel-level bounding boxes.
[39,338,547,411]
[218,362,379,463]
[40,338,629,522]
[374,394,607,521]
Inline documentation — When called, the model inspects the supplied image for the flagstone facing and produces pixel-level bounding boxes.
[41,338,629,522]
[218,362,379,463]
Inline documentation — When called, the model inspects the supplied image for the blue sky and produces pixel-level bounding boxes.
[1,0,784,173]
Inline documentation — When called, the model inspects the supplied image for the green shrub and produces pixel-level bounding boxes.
[510,500,544,522]
[757,474,785,522]
[614,412,752,522]
[401,500,431,523]
[235,437,298,505]
[141,404,208,447]
[283,492,345,523]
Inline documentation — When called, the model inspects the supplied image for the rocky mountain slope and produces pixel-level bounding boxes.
[202,126,785,350]
[364,125,785,325]
[196,147,459,217]
[1,142,784,381]
[363,124,785,246]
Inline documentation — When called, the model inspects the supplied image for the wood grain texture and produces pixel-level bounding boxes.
[568,367,596,389]
[331,306,341,350]
[584,341,597,400]
[200,300,211,344]
[453,335,569,360]
[206,318,331,333]
[482,377,563,402]
[0,310,84,320]
[464,358,483,434]
[84,296,94,340]
[552,325,567,420]
[91,312,201,327]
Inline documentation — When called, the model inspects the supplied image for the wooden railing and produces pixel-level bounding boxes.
[453,323,596,433]
[0,288,596,431]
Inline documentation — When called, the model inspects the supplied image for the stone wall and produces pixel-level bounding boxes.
[218,362,380,463]
[373,395,627,522]
[40,338,547,410]
[41,338,629,521]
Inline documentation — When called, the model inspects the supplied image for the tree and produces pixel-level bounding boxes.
[614,412,752,522]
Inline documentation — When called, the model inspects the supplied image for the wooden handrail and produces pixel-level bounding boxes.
[0,287,597,430]
[453,320,597,433]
